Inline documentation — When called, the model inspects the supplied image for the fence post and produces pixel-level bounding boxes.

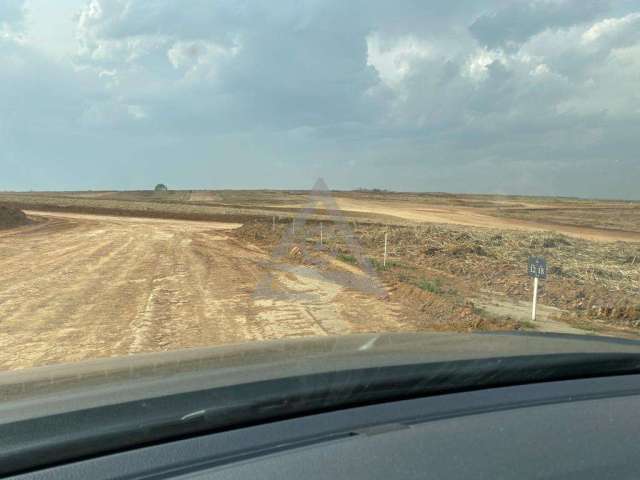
[383,231,388,267]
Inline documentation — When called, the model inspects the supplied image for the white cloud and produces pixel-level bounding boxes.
[531,63,550,76]
[0,0,25,41]
[166,39,240,81]
[469,0,610,49]
[464,48,505,81]
[582,12,640,44]
[366,32,432,89]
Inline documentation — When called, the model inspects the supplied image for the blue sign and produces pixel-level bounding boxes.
[528,256,547,279]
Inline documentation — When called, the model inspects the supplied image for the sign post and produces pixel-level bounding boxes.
[320,222,323,246]
[383,231,388,267]
[528,256,547,321]
[532,277,539,321]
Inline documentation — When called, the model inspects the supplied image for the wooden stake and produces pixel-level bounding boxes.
[383,231,388,267]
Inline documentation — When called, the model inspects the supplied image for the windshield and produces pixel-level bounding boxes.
[0,0,639,376]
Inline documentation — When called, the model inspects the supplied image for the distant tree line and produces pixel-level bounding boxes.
[354,188,390,193]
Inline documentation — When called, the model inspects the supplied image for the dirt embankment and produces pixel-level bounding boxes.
[0,206,29,229]
[0,200,269,225]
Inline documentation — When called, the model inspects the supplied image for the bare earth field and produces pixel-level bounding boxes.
[0,211,409,370]
[0,190,639,370]
[332,197,640,242]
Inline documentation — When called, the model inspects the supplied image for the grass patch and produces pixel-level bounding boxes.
[415,278,442,294]
[472,304,485,315]
[368,257,399,271]
[367,257,414,271]
[336,253,357,264]
[368,257,385,271]
[518,320,537,330]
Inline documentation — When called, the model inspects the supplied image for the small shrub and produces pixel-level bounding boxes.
[337,253,357,264]
[490,234,504,246]
[423,244,442,255]
[447,243,487,257]
[549,265,565,276]
[543,236,572,248]
[416,278,442,293]
[368,257,400,271]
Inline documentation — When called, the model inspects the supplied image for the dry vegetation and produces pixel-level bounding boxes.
[496,205,640,233]
[234,217,640,334]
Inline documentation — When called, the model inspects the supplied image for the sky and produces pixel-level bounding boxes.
[1,0,639,198]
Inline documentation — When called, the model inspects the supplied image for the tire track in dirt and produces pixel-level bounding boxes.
[0,212,405,370]
[0,224,153,366]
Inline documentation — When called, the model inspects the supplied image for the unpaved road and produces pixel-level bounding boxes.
[474,295,590,336]
[333,198,640,242]
[0,211,405,370]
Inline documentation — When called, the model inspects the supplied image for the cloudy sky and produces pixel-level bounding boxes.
[1,0,639,198]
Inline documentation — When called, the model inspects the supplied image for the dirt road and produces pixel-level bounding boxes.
[0,211,405,370]
[333,198,640,242]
